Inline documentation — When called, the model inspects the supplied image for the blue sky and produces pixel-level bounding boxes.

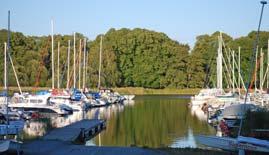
[0,0,268,47]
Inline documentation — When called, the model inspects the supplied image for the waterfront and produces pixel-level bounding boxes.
[22,95,215,148]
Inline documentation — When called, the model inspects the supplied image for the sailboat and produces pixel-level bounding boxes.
[0,11,23,154]
[195,1,269,154]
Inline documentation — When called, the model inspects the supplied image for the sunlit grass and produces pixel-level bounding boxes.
[0,86,200,95]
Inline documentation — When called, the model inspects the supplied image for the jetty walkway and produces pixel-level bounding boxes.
[22,119,163,155]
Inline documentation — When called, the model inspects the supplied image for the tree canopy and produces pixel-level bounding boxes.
[0,28,268,89]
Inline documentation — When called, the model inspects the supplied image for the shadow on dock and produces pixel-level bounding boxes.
[23,140,164,155]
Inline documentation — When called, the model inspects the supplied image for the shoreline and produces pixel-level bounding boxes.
[0,87,200,95]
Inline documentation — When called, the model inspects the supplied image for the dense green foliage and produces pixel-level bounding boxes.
[0,28,269,89]
[188,31,269,88]
[88,28,189,88]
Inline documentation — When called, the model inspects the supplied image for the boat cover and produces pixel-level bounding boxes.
[223,104,257,119]
[238,136,269,148]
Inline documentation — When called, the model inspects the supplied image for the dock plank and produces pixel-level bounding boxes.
[43,119,105,142]
[23,140,164,155]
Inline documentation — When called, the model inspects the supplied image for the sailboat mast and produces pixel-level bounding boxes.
[232,50,235,93]
[267,39,269,89]
[238,47,241,94]
[79,39,82,90]
[67,40,70,89]
[86,50,88,88]
[238,0,267,137]
[73,32,76,88]
[217,33,223,90]
[83,38,86,89]
[4,42,8,127]
[4,43,7,89]
[98,35,103,89]
[260,48,264,91]
[6,10,10,125]
[57,41,60,89]
[255,46,258,91]
[51,19,55,89]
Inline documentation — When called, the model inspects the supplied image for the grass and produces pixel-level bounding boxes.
[0,86,200,95]
[0,86,50,92]
[114,87,200,95]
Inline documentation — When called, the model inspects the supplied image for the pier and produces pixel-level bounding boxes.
[43,119,106,143]
[23,140,162,155]
[22,119,163,155]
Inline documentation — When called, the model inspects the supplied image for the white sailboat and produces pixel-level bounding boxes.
[195,2,269,155]
[0,11,23,154]
[8,20,71,115]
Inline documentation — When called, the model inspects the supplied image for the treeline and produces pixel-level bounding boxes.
[0,28,268,89]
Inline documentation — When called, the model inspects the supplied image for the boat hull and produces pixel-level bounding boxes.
[195,135,269,153]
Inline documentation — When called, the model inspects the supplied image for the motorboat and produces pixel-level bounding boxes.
[9,93,70,115]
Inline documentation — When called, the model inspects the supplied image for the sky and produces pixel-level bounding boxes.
[0,0,269,47]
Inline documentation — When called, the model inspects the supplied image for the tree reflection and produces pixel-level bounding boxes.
[97,96,215,147]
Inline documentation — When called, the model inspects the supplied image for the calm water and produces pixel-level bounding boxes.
[22,95,215,148]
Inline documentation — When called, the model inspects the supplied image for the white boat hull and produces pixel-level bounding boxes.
[124,95,135,100]
[195,135,269,153]
[8,104,68,115]
[0,140,22,153]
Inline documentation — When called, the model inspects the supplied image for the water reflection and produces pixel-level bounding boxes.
[94,95,215,148]
[22,95,215,148]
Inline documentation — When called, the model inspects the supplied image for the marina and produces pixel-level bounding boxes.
[21,95,214,147]
[1,0,269,154]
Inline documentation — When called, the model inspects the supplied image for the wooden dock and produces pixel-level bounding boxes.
[22,119,164,155]
[43,119,106,143]
[23,140,163,155]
